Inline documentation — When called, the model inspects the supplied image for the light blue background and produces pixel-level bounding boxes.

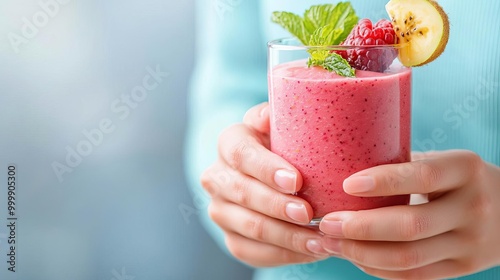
[0,0,252,279]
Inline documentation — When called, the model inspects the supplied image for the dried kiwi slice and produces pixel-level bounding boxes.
[386,0,450,66]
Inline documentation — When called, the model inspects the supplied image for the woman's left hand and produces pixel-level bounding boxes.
[319,150,500,279]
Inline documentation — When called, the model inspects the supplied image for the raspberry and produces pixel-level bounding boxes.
[339,19,398,72]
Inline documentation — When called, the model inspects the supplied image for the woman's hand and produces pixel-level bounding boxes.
[319,150,500,279]
[201,102,329,267]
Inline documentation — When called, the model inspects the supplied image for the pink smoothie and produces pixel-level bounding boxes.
[269,60,411,218]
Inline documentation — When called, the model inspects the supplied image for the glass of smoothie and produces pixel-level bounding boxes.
[268,38,411,225]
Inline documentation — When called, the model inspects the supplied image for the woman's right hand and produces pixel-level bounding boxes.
[200,102,330,267]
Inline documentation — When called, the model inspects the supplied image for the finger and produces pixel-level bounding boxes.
[357,259,473,280]
[243,102,270,134]
[343,150,482,196]
[209,201,328,258]
[320,191,467,241]
[201,163,313,224]
[322,232,462,271]
[218,124,303,194]
[224,232,326,267]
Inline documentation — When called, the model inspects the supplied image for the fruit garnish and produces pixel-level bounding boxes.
[272,2,359,77]
[386,0,450,66]
[339,19,398,72]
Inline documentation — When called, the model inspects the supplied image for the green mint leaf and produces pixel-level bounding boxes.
[304,2,359,46]
[322,53,356,77]
[271,12,309,45]
[327,2,359,43]
[309,24,343,47]
[272,2,358,46]
[307,57,321,68]
[308,24,343,61]
[308,48,332,65]
[308,53,355,77]
[303,4,340,35]
[272,2,358,78]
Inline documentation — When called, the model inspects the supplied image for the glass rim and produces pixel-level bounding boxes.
[268,37,408,51]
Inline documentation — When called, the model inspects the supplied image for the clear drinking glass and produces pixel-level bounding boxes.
[268,38,412,225]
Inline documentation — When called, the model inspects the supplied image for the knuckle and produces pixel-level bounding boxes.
[344,216,372,239]
[219,123,242,139]
[279,248,297,264]
[268,195,286,219]
[462,150,486,177]
[218,124,258,170]
[462,150,483,168]
[468,193,492,221]
[383,172,402,193]
[245,215,266,241]
[344,242,367,264]
[283,231,305,253]
[395,162,416,183]
[218,124,237,150]
[200,169,216,195]
[207,203,221,225]
[255,161,273,186]
[227,140,249,170]
[225,235,246,261]
[393,246,422,269]
[398,211,430,240]
[243,104,260,124]
[233,177,251,207]
[467,261,482,275]
[415,162,441,193]
[201,167,232,197]
[456,259,481,276]
[466,225,490,252]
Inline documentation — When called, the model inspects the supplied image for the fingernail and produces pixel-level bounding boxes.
[274,169,297,193]
[285,202,309,224]
[323,238,341,255]
[343,176,375,194]
[259,105,269,118]
[306,239,328,256]
[320,218,344,238]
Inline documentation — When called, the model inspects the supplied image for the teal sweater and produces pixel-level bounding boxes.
[185,0,500,279]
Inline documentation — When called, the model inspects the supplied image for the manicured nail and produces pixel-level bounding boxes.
[323,238,341,255]
[320,218,344,238]
[343,176,375,194]
[274,169,297,193]
[285,202,308,224]
[306,239,328,256]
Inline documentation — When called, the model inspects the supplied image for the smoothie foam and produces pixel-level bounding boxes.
[269,60,411,218]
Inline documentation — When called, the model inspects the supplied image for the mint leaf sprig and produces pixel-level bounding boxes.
[308,53,355,77]
[272,2,358,77]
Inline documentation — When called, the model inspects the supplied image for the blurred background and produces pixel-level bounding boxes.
[0,0,252,279]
